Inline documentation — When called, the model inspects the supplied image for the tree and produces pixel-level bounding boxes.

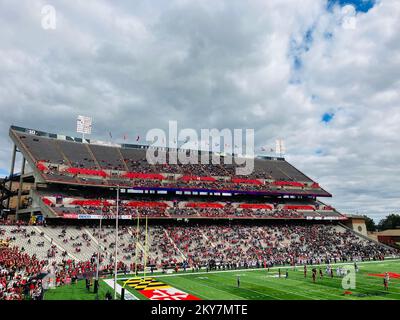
[363,215,376,232]
[378,214,400,231]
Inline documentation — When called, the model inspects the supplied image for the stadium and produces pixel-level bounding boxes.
[1,125,399,301]
[1,2,400,315]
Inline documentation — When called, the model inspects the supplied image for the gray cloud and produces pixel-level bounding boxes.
[0,0,399,221]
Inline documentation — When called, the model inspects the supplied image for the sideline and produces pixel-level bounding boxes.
[115,257,400,281]
[103,279,139,300]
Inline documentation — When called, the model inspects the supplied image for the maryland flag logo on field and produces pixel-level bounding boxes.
[124,277,171,290]
[123,277,200,300]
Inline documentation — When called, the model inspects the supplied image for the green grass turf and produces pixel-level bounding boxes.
[44,279,116,300]
[120,259,400,300]
[44,259,400,300]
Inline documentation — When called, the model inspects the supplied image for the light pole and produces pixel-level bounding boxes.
[143,215,148,280]
[113,185,120,300]
[134,210,140,277]
[95,198,103,299]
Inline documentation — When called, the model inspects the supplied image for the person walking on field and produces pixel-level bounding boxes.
[383,272,389,291]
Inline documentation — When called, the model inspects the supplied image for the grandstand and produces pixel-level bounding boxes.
[1,125,399,300]
[9,125,335,219]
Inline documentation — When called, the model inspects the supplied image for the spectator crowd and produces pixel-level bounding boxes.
[1,220,398,300]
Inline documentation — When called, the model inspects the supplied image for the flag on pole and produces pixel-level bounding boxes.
[261,146,275,152]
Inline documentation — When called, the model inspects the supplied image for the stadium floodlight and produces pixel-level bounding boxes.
[275,139,286,157]
[76,115,92,141]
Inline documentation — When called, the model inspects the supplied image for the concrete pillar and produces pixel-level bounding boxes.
[16,157,26,219]
[6,145,17,209]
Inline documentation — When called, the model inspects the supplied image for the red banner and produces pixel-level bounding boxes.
[63,214,78,219]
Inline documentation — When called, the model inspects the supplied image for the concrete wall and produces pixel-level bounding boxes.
[344,218,368,237]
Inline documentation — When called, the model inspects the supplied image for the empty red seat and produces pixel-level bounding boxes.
[71,200,112,206]
[180,175,216,182]
[283,205,315,210]
[41,197,52,205]
[186,202,224,209]
[273,181,304,187]
[125,201,168,208]
[123,172,165,180]
[231,178,262,185]
[36,162,47,171]
[67,167,108,178]
[239,203,273,210]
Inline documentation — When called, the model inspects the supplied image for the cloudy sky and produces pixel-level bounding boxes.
[0,0,399,221]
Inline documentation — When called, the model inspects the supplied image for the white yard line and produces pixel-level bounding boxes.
[103,279,139,300]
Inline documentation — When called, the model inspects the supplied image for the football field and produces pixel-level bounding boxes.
[118,259,400,300]
[44,259,400,300]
